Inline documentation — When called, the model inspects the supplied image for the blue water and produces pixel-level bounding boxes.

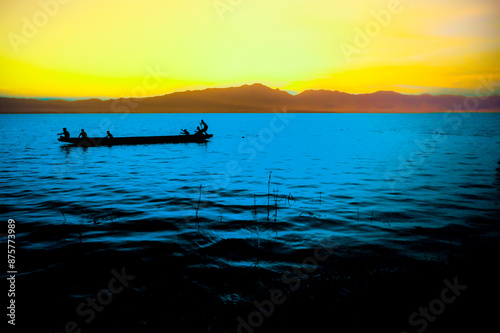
[1,113,500,260]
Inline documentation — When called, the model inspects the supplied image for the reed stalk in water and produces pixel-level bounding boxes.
[196,184,202,223]
[267,171,272,220]
[253,195,257,218]
[274,188,279,222]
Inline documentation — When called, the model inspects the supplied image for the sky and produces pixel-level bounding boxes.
[0,0,499,99]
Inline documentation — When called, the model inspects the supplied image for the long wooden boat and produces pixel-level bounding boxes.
[58,134,213,146]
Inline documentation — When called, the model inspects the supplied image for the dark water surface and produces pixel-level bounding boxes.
[1,113,500,332]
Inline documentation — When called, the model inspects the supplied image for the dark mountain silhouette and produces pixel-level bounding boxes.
[1,83,499,113]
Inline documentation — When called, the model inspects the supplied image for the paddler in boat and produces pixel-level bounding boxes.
[200,119,208,135]
[78,129,88,139]
[194,126,204,136]
[105,131,113,139]
[58,128,70,139]
[180,129,190,135]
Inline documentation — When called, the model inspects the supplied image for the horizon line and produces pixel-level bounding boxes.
[1,83,497,101]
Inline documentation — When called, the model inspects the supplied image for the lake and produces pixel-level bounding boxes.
[1,112,499,332]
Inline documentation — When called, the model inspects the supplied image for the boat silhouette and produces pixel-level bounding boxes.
[58,134,213,147]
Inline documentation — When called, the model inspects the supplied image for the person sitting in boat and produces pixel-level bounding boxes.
[194,126,204,136]
[200,120,208,135]
[180,129,190,135]
[58,128,70,139]
[105,131,113,139]
[78,129,88,139]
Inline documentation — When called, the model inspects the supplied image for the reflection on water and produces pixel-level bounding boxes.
[1,113,499,259]
[2,113,500,332]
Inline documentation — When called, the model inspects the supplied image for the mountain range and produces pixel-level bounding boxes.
[1,83,499,113]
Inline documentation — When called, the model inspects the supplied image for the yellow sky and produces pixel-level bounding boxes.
[0,0,499,98]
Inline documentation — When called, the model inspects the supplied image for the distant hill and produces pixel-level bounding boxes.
[1,83,499,113]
